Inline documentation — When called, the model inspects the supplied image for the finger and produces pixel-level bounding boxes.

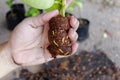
[66,0,73,8]
[72,42,79,54]
[28,10,59,28]
[42,23,50,44]
[56,42,79,58]
[68,28,78,42]
[70,16,79,31]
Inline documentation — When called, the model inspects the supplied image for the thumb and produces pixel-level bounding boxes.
[29,10,59,27]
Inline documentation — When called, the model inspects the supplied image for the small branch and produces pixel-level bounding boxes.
[60,0,66,17]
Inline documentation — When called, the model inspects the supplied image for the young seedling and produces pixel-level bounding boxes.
[22,0,82,57]
[23,0,82,16]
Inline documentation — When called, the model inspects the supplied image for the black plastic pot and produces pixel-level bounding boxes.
[12,4,25,16]
[6,11,25,30]
[77,18,90,42]
[6,4,25,31]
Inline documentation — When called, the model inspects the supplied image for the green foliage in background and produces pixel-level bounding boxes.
[6,0,83,17]
[25,7,40,17]
[67,0,82,12]
[22,0,82,17]
[6,0,14,8]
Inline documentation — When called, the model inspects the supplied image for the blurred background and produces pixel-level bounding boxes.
[0,0,120,79]
[0,0,24,43]
[0,0,10,43]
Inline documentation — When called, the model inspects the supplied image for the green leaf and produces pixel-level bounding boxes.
[74,1,83,8]
[22,0,54,9]
[45,0,66,17]
[66,0,82,12]
[25,7,40,17]
[45,3,61,12]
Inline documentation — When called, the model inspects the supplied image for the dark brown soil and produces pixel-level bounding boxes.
[14,51,120,80]
[48,15,72,57]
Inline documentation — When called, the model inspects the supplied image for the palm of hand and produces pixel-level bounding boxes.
[9,18,52,65]
[9,10,79,66]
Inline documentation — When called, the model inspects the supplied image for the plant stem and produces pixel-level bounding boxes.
[60,0,66,17]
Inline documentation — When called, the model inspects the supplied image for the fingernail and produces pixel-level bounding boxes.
[73,17,77,25]
[71,28,74,33]
[71,16,75,21]
[70,29,75,37]
[73,16,76,21]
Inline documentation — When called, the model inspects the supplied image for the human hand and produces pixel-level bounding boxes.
[0,0,79,78]
[9,10,79,66]
[8,0,79,66]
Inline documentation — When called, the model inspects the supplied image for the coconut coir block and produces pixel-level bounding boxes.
[48,15,72,57]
